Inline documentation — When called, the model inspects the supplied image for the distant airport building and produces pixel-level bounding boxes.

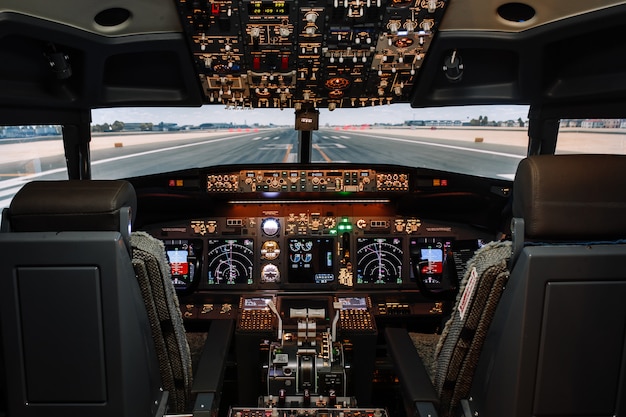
[405,120,463,126]
[0,125,60,139]
[560,118,626,128]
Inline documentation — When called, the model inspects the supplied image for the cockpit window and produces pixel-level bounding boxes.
[90,104,529,181]
[555,119,626,155]
[0,105,532,208]
[0,125,66,208]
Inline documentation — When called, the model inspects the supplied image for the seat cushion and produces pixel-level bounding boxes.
[427,240,511,417]
[130,231,192,413]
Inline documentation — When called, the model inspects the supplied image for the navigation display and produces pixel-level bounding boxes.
[163,239,202,291]
[287,237,335,284]
[207,238,254,285]
[356,237,403,284]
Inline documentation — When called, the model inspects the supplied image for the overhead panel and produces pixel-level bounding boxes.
[175,0,448,109]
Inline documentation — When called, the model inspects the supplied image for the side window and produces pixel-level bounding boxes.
[0,125,65,209]
[556,119,626,155]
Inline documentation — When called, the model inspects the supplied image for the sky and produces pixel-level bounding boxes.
[91,104,530,127]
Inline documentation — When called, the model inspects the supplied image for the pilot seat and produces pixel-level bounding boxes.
[386,154,626,417]
[0,180,193,417]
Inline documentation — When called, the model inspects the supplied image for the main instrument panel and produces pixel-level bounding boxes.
[134,163,509,408]
[145,206,483,293]
[174,0,447,109]
[137,163,507,308]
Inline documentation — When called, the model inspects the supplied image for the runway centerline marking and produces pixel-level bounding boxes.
[282,144,294,162]
[312,144,332,162]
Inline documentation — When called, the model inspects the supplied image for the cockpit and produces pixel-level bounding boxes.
[1,1,626,417]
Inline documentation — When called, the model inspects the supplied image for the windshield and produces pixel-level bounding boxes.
[6,105,626,209]
[86,104,529,180]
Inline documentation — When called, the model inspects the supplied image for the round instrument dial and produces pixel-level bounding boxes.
[261,263,281,283]
[394,37,414,48]
[261,240,281,260]
[325,77,350,90]
[255,89,272,98]
[261,218,280,236]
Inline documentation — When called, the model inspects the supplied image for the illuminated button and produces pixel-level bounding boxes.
[253,56,261,70]
[211,4,220,15]
[281,56,289,70]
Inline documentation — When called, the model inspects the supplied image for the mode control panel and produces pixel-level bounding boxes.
[229,406,390,417]
[206,168,410,192]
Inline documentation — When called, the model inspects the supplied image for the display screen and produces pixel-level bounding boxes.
[242,297,273,310]
[167,249,189,275]
[420,248,443,274]
[247,1,289,16]
[163,239,202,291]
[356,237,403,284]
[337,297,367,310]
[409,238,452,290]
[207,238,254,285]
[287,237,335,284]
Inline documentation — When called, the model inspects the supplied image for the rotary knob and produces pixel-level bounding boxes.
[305,11,318,23]
[279,26,290,37]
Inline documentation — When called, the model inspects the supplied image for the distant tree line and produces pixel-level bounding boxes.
[468,116,525,127]
[92,121,157,132]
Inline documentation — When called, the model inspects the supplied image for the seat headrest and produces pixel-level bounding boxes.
[513,154,626,241]
[7,180,137,233]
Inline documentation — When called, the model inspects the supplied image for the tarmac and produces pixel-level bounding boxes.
[1,127,625,163]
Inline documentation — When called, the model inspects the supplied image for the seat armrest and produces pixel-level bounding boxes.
[192,319,234,394]
[384,327,439,416]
